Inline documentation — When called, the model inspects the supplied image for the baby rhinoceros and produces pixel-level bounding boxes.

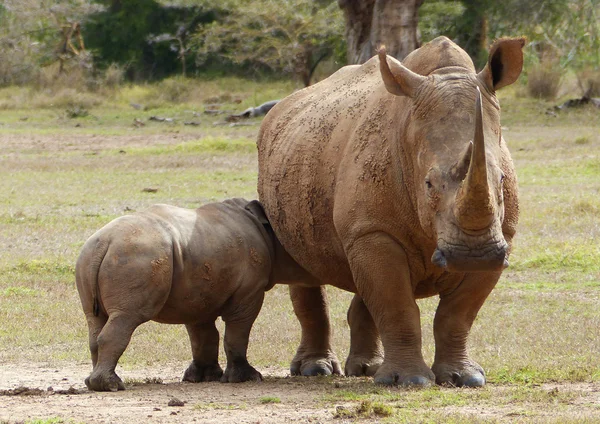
[76,199,277,391]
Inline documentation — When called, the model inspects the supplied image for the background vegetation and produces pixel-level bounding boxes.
[1,0,598,96]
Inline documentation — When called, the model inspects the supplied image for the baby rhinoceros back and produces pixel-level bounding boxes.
[75,198,274,391]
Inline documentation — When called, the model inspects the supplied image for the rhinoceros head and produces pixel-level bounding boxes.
[379,37,525,272]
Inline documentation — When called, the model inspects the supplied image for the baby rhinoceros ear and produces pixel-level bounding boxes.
[245,200,270,225]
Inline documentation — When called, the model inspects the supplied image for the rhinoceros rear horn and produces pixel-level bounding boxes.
[454,88,495,230]
[378,46,426,98]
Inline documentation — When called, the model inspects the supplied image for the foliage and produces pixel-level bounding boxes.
[418,0,599,97]
[418,1,465,44]
[191,0,345,86]
[0,0,101,86]
[527,59,563,99]
[83,0,219,80]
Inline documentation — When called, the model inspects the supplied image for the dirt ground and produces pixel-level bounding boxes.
[2,363,600,423]
[2,126,600,423]
[0,363,337,424]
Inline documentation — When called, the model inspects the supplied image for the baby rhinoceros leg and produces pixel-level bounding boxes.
[182,321,224,382]
[219,289,265,383]
[85,312,142,392]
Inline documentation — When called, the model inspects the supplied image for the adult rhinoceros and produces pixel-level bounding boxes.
[257,36,524,387]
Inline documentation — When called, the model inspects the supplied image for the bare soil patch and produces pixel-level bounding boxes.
[1,363,600,423]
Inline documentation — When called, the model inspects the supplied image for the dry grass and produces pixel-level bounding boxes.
[527,60,563,100]
[577,68,600,97]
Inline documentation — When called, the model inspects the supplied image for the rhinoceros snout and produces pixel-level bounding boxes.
[431,241,508,272]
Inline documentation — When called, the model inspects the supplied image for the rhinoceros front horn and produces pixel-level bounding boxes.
[454,87,495,231]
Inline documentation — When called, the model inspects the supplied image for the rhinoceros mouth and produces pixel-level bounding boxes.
[431,240,509,272]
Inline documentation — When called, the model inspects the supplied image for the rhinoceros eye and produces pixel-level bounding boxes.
[425,178,432,189]
[500,172,505,184]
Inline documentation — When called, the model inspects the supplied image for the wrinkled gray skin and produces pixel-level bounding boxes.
[257,37,525,387]
[76,198,292,392]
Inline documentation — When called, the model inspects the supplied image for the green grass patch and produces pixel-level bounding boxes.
[511,243,600,272]
[25,419,76,424]
[334,399,393,419]
[193,401,247,411]
[1,286,42,297]
[121,137,257,156]
[259,396,281,404]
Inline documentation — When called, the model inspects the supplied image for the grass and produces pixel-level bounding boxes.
[259,396,281,404]
[1,77,600,421]
[193,401,248,411]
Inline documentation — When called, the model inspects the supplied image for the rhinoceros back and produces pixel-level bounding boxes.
[257,58,395,288]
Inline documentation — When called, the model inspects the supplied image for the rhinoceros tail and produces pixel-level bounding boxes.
[88,238,110,317]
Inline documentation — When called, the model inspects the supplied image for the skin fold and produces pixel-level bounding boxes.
[257,36,525,386]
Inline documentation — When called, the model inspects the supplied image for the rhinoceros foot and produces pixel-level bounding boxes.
[221,361,263,383]
[182,361,223,383]
[344,354,383,377]
[432,361,486,387]
[373,362,435,387]
[290,352,342,376]
[85,370,126,392]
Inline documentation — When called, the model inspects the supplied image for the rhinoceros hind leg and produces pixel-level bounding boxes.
[85,370,125,392]
[221,361,263,383]
[289,286,342,377]
[85,313,144,391]
[373,363,434,387]
[291,355,342,376]
[182,361,223,383]
[344,294,383,377]
[85,312,108,368]
[183,321,223,382]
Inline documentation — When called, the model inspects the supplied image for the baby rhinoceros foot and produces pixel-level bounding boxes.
[432,361,486,387]
[182,361,224,383]
[85,370,125,392]
[373,362,435,387]
[221,361,262,383]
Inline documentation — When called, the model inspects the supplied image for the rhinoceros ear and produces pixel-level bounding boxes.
[379,46,426,98]
[477,37,526,91]
[245,200,270,225]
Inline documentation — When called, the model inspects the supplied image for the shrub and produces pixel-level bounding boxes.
[104,63,126,89]
[577,68,600,97]
[527,60,562,100]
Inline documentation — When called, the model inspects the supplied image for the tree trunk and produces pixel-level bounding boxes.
[339,0,422,64]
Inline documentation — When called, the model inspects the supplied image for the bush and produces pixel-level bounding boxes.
[577,68,600,97]
[103,63,126,89]
[527,60,562,100]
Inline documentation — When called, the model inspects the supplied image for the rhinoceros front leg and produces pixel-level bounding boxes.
[346,233,434,386]
[182,321,224,383]
[431,272,500,387]
[345,294,383,377]
[289,286,342,376]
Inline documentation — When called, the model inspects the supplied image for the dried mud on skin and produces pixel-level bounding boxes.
[2,363,600,424]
